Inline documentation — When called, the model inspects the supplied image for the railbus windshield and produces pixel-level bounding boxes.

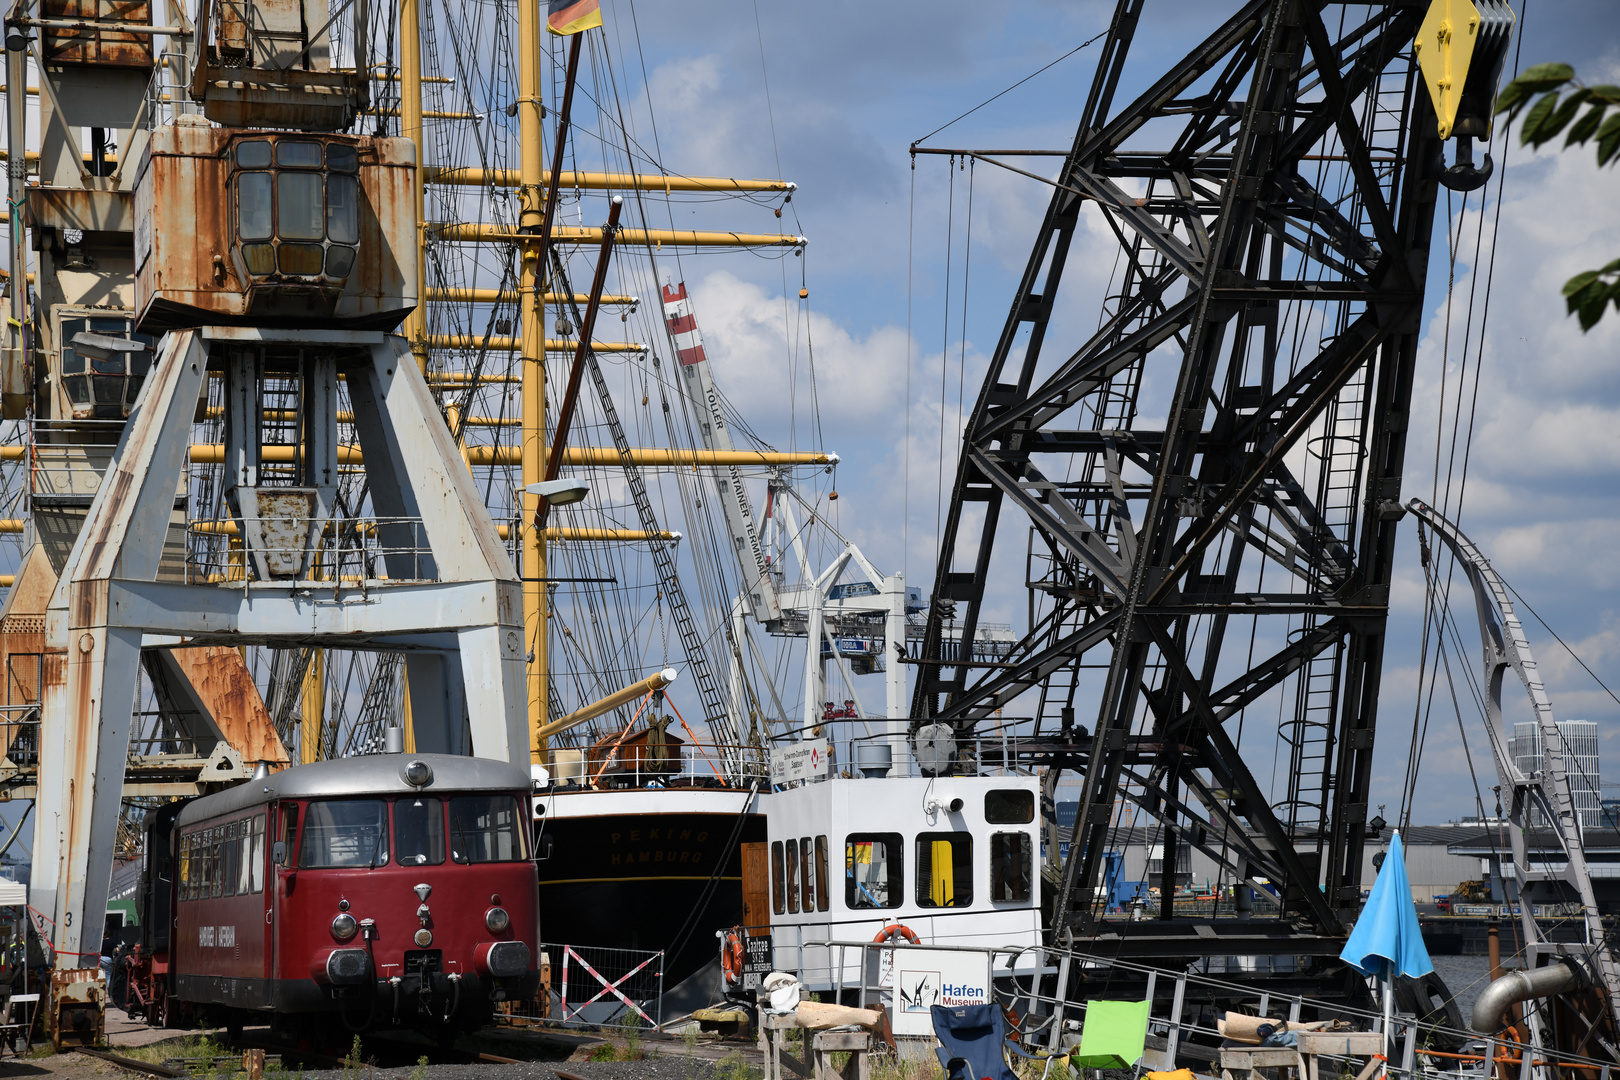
[299,799,389,868]
[448,795,529,864]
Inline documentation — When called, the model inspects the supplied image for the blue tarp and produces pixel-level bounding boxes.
[1339,830,1434,980]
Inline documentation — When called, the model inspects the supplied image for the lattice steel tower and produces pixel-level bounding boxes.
[913,0,1503,970]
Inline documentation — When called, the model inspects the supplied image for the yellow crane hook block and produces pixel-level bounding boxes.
[1415,0,1481,139]
[1415,0,1516,142]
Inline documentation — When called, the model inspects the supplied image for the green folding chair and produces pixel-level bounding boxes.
[1069,999,1152,1071]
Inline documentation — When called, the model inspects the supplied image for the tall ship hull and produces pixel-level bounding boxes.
[535,786,764,986]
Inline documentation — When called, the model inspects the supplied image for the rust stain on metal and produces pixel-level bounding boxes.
[168,646,290,766]
[40,0,154,67]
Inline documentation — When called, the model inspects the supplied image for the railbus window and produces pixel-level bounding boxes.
[248,814,266,893]
[279,804,299,867]
[299,800,388,868]
[770,841,785,915]
[916,833,973,908]
[395,797,446,866]
[989,832,1033,903]
[845,833,902,910]
[179,833,192,900]
[199,828,215,898]
[814,836,830,913]
[783,838,799,914]
[221,822,236,898]
[447,795,529,863]
[235,818,252,895]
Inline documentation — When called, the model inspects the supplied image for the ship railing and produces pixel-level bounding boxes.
[497,942,664,1032]
[184,515,437,586]
[551,741,770,790]
[793,939,1564,1080]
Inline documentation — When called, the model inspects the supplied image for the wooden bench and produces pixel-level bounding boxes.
[761,1012,873,1080]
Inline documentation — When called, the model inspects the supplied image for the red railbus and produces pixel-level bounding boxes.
[126,753,540,1038]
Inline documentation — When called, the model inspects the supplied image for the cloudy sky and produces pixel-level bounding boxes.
[572,0,1620,827]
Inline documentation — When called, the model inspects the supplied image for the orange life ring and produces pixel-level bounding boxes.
[721,928,745,983]
[872,923,920,945]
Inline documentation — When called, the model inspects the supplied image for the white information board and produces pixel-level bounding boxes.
[771,738,829,784]
[885,947,993,1036]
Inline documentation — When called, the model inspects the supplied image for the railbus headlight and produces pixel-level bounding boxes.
[485,906,511,934]
[331,913,359,941]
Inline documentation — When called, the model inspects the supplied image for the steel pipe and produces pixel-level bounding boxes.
[534,667,678,742]
[1472,959,1584,1032]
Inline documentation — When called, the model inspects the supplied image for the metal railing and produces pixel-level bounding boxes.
[787,938,1600,1080]
[547,740,769,790]
[499,943,664,1032]
[186,515,437,585]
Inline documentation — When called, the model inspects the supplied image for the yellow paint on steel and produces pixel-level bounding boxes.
[0,445,835,467]
[423,167,794,194]
[426,288,637,306]
[533,668,678,742]
[424,336,643,352]
[0,518,22,533]
[517,0,548,759]
[433,223,806,249]
[399,0,428,372]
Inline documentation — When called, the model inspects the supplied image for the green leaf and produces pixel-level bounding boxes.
[1530,89,1593,146]
[1564,271,1601,299]
[1577,289,1607,330]
[1566,103,1608,147]
[1520,91,1561,145]
[1589,85,1620,105]
[1600,258,1620,274]
[1495,80,1531,115]
[1518,62,1575,85]
[1596,114,1620,165]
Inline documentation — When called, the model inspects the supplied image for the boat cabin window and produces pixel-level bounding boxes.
[985,789,1034,824]
[771,841,786,915]
[784,838,800,913]
[799,837,815,913]
[395,797,446,866]
[916,833,972,908]
[814,836,830,913]
[449,795,530,863]
[990,832,1032,903]
[299,799,389,868]
[845,833,902,910]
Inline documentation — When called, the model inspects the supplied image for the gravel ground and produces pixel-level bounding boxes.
[295,1058,757,1080]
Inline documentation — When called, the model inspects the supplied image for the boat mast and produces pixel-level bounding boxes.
[399,0,426,371]
[518,0,548,758]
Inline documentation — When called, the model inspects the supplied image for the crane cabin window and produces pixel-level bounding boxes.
[299,799,388,868]
[985,789,1035,824]
[916,833,973,908]
[845,833,902,910]
[990,832,1033,903]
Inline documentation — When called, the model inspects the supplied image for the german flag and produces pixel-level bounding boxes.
[547,0,600,35]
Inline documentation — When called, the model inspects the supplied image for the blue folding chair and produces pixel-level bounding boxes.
[931,1003,1053,1080]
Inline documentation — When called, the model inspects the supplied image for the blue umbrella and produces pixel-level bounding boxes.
[1341,830,1434,980]
[1341,831,1433,1074]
